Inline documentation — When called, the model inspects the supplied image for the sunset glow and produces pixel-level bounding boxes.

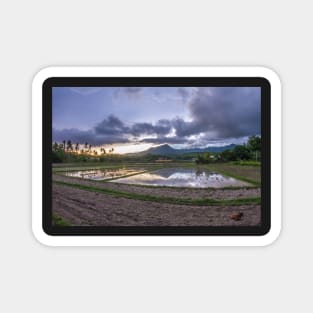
[95,143,154,155]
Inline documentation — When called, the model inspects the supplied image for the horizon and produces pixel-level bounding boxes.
[52,86,261,154]
[52,141,243,156]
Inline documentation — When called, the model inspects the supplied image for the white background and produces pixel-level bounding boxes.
[0,0,310,312]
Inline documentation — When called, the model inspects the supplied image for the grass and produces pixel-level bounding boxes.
[53,180,261,206]
[52,213,71,226]
[53,164,126,173]
[232,160,261,167]
[99,180,259,190]
[206,163,261,186]
[52,161,201,173]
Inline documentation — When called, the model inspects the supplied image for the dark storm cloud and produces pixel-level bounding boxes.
[94,115,128,135]
[53,115,173,145]
[52,127,129,145]
[94,115,172,137]
[172,87,261,140]
[53,87,260,146]
[139,136,192,144]
[130,119,172,136]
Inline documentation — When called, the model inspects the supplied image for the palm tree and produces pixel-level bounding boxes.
[75,143,79,153]
[62,140,66,151]
[66,140,73,151]
[89,144,92,153]
[52,142,59,152]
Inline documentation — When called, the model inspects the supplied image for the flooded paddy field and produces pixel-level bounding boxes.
[113,167,251,188]
[52,163,261,227]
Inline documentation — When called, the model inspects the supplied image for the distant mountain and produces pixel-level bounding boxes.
[136,143,237,156]
[145,144,177,155]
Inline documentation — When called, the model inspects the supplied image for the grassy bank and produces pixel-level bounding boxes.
[206,163,261,186]
[53,180,261,206]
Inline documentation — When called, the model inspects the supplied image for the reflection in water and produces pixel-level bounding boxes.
[114,168,251,188]
[64,169,141,181]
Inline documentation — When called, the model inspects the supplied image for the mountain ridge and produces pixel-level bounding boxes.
[127,143,237,156]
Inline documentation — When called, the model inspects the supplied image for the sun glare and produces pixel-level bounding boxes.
[108,143,154,154]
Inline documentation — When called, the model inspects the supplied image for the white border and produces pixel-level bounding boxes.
[32,67,281,246]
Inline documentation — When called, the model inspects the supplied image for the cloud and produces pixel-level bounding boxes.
[173,87,261,140]
[177,87,190,98]
[94,115,128,135]
[53,115,173,145]
[53,87,261,146]
[139,136,192,144]
[124,87,142,93]
[69,87,103,96]
[52,127,129,145]
[130,119,172,137]
[113,87,143,99]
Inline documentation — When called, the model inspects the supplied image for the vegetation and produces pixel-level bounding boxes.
[52,135,261,165]
[51,134,262,228]
[206,163,261,185]
[195,135,261,164]
[54,180,261,206]
[52,141,116,163]
[52,213,71,226]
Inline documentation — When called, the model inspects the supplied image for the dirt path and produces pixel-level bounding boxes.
[52,184,261,226]
[53,174,260,200]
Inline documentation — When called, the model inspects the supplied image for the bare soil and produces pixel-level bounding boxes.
[52,184,261,226]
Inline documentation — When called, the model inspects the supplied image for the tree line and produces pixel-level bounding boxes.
[52,140,114,163]
[195,135,261,164]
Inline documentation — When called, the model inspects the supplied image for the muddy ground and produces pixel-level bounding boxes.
[52,183,261,227]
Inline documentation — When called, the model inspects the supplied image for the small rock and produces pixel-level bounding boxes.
[230,212,244,221]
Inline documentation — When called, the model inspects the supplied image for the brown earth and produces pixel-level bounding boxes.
[52,183,261,226]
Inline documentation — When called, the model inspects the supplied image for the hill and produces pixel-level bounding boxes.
[130,143,237,156]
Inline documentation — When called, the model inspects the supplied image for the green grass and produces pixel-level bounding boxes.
[100,180,258,190]
[52,213,71,226]
[52,161,196,172]
[232,160,261,167]
[53,180,261,206]
[53,164,125,173]
[206,163,261,186]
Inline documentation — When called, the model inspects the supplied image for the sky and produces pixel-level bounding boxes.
[52,86,261,153]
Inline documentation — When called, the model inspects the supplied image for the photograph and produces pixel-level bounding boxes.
[51,86,262,227]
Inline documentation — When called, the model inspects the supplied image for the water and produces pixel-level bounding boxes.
[64,168,141,181]
[113,168,250,188]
